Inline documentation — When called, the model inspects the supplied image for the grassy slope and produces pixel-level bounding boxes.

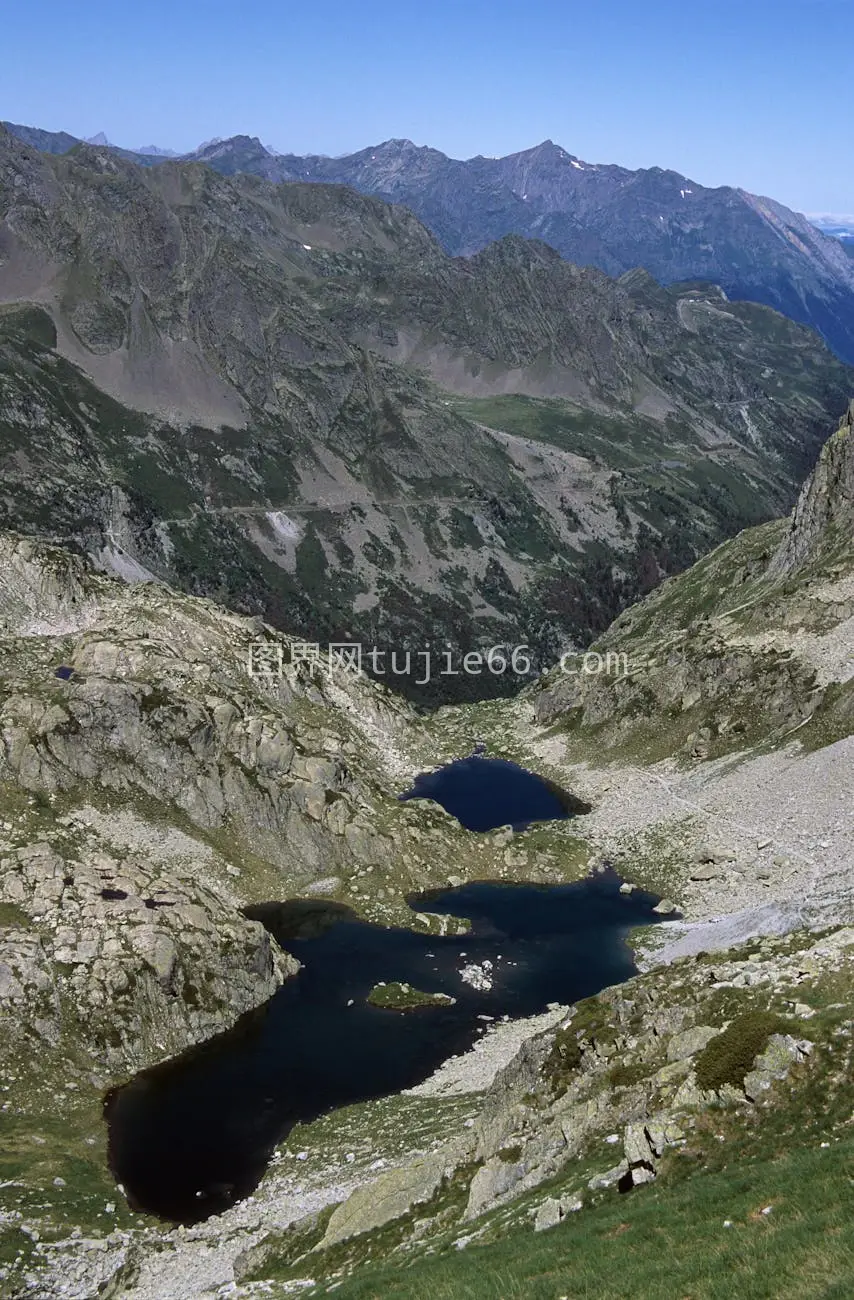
[314,968,854,1300]
[322,1139,854,1300]
[523,435,854,766]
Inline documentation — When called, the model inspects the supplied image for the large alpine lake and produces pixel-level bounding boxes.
[105,871,669,1223]
[104,755,670,1223]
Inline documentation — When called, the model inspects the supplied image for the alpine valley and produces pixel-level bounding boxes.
[2,119,854,1300]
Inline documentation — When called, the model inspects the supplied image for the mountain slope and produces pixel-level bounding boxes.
[6,122,854,363]
[260,400,854,1300]
[531,398,854,761]
[1,124,852,700]
[186,134,854,366]
[2,410,854,1298]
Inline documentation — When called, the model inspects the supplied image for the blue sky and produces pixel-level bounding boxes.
[3,0,852,213]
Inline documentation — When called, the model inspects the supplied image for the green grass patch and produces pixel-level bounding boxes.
[317,1134,854,1300]
[0,903,31,929]
[694,1012,801,1093]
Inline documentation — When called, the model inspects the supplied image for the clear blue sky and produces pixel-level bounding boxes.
[4,0,853,214]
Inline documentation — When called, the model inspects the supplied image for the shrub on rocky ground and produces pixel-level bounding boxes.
[694,1011,797,1092]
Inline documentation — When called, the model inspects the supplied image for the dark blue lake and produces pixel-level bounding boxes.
[398,754,592,831]
[104,871,672,1224]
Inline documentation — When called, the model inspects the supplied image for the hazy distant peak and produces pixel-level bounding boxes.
[85,131,112,147]
[189,134,272,162]
[369,138,446,159]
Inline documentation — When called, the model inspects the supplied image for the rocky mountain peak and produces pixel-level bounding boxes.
[193,133,269,159]
[504,138,583,172]
[470,231,563,271]
[525,139,567,157]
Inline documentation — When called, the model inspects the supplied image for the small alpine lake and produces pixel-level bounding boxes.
[397,753,592,831]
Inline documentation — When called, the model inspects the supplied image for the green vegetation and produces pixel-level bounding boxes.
[799,679,854,753]
[694,1012,801,1093]
[366,982,455,1011]
[450,395,668,468]
[446,508,484,551]
[0,903,31,929]
[602,816,698,904]
[311,968,854,1300]
[317,1136,854,1300]
[0,1084,156,1254]
[541,992,644,1097]
[242,1163,482,1289]
[542,1023,584,1097]
[596,517,788,647]
[295,525,329,590]
[606,1059,652,1088]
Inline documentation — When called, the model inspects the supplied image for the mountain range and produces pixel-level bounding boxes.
[1,123,852,693]
[2,123,853,699]
[5,120,854,365]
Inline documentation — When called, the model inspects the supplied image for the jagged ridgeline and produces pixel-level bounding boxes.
[1,124,853,702]
[7,124,854,365]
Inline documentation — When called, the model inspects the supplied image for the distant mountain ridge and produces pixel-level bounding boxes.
[808,214,854,242]
[4,120,854,363]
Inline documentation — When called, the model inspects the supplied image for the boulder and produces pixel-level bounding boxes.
[666,1025,719,1062]
[743,1035,812,1103]
[533,1195,583,1231]
[465,1155,525,1219]
[690,864,722,881]
[320,1148,462,1247]
[588,1161,628,1191]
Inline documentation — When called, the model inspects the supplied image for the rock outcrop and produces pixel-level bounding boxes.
[0,835,296,1077]
[0,530,426,1100]
[530,399,854,759]
[771,398,854,576]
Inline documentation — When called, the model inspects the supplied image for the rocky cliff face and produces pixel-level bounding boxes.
[0,529,416,1103]
[531,398,854,760]
[771,399,854,576]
